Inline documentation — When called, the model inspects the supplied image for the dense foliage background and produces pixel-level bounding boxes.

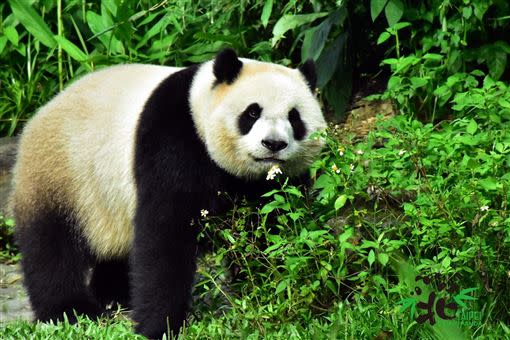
[1,0,509,339]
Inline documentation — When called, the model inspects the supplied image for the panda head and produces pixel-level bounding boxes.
[190,49,327,179]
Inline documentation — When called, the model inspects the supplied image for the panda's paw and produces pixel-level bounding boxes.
[59,299,105,324]
[134,315,182,340]
[134,322,166,340]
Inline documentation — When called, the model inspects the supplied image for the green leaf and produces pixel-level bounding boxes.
[442,256,451,268]
[0,36,7,54]
[54,36,88,62]
[261,0,273,28]
[367,250,376,266]
[385,0,404,27]
[261,189,280,197]
[8,0,56,48]
[398,297,418,317]
[271,12,328,46]
[273,194,285,203]
[378,253,389,266]
[371,0,389,21]
[302,9,347,62]
[316,32,347,87]
[4,26,19,46]
[466,119,478,134]
[423,53,443,61]
[499,98,510,109]
[338,228,353,243]
[377,31,391,45]
[334,194,348,211]
[454,288,478,308]
[128,10,148,22]
[479,177,503,191]
[221,230,236,244]
[487,50,507,80]
[288,211,303,221]
[393,22,411,30]
[285,186,303,197]
[410,77,428,88]
[473,1,490,20]
[275,280,287,294]
[494,40,510,54]
[260,201,279,214]
[302,21,331,61]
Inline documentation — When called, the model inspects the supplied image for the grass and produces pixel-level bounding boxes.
[0,314,143,340]
[2,301,509,339]
[1,251,508,339]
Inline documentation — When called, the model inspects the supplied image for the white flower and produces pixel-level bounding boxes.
[337,147,345,156]
[331,164,341,174]
[480,205,489,212]
[349,164,355,171]
[200,209,209,218]
[356,150,364,155]
[266,164,283,180]
[398,150,406,156]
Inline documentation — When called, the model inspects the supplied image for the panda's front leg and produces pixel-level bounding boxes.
[130,194,200,339]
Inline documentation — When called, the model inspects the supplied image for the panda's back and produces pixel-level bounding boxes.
[12,64,181,258]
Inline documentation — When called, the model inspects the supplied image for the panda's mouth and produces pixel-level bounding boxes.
[253,157,285,164]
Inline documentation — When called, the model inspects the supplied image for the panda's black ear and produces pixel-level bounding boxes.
[213,48,243,84]
[299,59,317,92]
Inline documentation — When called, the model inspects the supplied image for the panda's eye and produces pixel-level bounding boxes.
[288,108,307,141]
[246,103,261,119]
[238,103,262,135]
[249,110,260,119]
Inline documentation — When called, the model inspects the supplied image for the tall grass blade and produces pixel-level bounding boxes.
[7,0,56,48]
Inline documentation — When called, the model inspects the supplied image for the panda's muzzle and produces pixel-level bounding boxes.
[261,139,288,152]
[253,157,285,164]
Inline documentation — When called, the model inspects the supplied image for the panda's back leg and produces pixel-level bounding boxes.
[15,209,104,323]
[90,259,130,308]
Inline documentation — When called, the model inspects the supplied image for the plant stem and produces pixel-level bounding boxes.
[57,0,63,91]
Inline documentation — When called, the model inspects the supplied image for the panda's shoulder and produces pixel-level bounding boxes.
[65,64,181,90]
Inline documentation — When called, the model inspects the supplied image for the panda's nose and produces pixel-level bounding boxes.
[261,139,288,152]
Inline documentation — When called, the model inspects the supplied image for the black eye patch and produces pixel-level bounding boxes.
[288,108,306,140]
[238,103,262,135]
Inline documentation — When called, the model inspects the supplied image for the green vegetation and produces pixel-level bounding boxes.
[0,313,144,340]
[1,0,509,339]
[0,215,18,262]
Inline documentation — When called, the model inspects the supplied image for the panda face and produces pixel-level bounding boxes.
[237,103,306,166]
[190,52,326,179]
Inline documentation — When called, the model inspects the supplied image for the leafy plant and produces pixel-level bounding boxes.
[0,214,18,262]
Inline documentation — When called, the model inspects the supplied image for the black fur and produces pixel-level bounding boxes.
[238,103,262,135]
[288,108,307,141]
[90,259,130,308]
[299,59,317,91]
[132,64,276,338]
[213,48,243,84]
[15,210,104,323]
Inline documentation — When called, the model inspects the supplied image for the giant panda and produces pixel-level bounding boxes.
[10,49,326,338]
